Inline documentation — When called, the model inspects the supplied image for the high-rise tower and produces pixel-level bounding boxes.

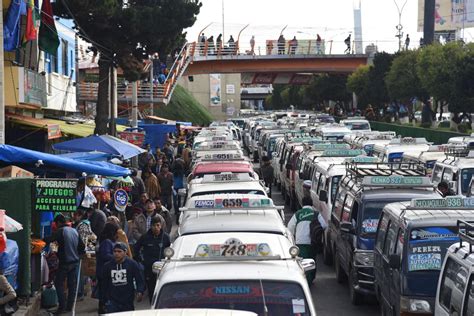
[353,0,363,54]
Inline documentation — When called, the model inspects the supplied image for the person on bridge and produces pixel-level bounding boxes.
[207,36,215,55]
[277,35,285,55]
[228,35,236,54]
[316,34,322,54]
[199,33,207,55]
[344,34,351,54]
[289,36,298,54]
[250,35,256,55]
[216,33,223,54]
[405,34,410,50]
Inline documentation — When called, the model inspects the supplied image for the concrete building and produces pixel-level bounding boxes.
[178,73,241,121]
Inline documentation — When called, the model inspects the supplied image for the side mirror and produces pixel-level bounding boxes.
[300,258,316,272]
[303,180,312,190]
[279,159,284,165]
[389,254,401,270]
[272,152,278,157]
[340,221,355,234]
[178,188,187,197]
[319,190,328,203]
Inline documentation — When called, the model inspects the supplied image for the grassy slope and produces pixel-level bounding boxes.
[154,85,213,125]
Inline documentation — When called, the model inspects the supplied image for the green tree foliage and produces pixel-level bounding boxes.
[386,50,428,103]
[53,0,201,134]
[347,65,370,108]
[304,74,351,110]
[367,52,394,107]
[416,41,474,117]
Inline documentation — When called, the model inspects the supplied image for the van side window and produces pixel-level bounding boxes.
[439,258,468,314]
[312,172,321,189]
[395,228,404,256]
[342,195,353,222]
[375,214,389,251]
[317,175,327,194]
[442,168,453,183]
[464,274,474,316]
[385,222,398,256]
[432,165,443,183]
[333,191,346,220]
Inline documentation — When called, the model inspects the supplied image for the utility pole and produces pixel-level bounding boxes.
[0,5,4,144]
[131,81,138,128]
[109,67,117,136]
[423,0,435,45]
[149,65,153,116]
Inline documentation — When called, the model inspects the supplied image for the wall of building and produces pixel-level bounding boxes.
[43,20,77,112]
[178,73,241,121]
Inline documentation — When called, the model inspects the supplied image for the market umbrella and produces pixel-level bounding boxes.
[4,215,23,233]
[53,135,145,160]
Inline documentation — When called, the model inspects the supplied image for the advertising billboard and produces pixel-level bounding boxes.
[418,0,474,31]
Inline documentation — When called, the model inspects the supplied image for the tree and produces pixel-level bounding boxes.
[305,74,351,110]
[54,0,201,134]
[367,52,394,107]
[385,50,429,105]
[347,65,370,109]
[416,42,473,123]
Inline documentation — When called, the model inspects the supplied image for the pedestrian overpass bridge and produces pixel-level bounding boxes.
[78,40,369,106]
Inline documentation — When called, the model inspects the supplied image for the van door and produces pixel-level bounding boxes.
[391,227,404,314]
[380,219,397,313]
[374,213,390,305]
[339,194,354,273]
[438,257,469,315]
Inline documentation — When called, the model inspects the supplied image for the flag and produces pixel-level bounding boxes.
[38,0,59,55]
[23,0,39,44]
[3,0,27,51]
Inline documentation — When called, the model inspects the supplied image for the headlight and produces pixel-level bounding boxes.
[400,297,431,313]
[354,251,374,266]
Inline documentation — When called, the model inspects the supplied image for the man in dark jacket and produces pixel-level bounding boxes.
[134,216,171,302]
[102,242,145,313]
[260,156,275,197]
[157,164,174,211]
[130,168,146,204]
[46,214,85,314]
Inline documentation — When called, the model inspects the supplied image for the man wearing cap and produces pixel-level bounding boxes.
[45,214,85,314]
[102,242,145,313]
[134,216,171,302]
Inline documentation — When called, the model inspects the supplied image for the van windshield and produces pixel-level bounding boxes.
[461,168,474,195]
[156,280,310,316]
[360,200,400,236]
[407,226,458,272]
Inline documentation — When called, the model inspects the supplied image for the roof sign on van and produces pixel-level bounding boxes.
[311,143,351,151]
[389,137,429,145]
[362,176,432,187]
[410,196,474,209]
[202,173,252,183]
[194,238,272,258]
[215,197,272,209]
[203,153,243,160]
[345,156,380,163]
[321,149,365,157]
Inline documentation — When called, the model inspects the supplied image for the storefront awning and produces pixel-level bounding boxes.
[0,144,130,177]
[6,114,128,138]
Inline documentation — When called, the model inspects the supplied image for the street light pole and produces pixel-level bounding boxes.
[393,0,408,51]
[222,0,225,42]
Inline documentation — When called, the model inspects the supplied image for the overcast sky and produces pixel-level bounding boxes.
[185,0,424,53]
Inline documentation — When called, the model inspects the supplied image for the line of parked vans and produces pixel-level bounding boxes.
[241,112,474,315]
[148,122,317,315]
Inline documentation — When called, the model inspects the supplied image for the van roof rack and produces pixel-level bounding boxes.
[345,162,427,178]
[444,146,474,158]
[458,220,474,254]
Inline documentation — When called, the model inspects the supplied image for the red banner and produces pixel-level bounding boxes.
[118,131,145,147]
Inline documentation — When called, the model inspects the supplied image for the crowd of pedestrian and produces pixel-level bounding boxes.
[42,130,194,315]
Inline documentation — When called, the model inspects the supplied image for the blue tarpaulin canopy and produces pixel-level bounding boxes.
[57,152,110,161]
[52,135,145,159]
[0,145,130,177]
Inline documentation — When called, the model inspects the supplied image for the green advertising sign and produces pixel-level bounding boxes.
[362,176,431,187]
[322,149,365,157]
[35,179,78,212]
[411,197,474,209]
